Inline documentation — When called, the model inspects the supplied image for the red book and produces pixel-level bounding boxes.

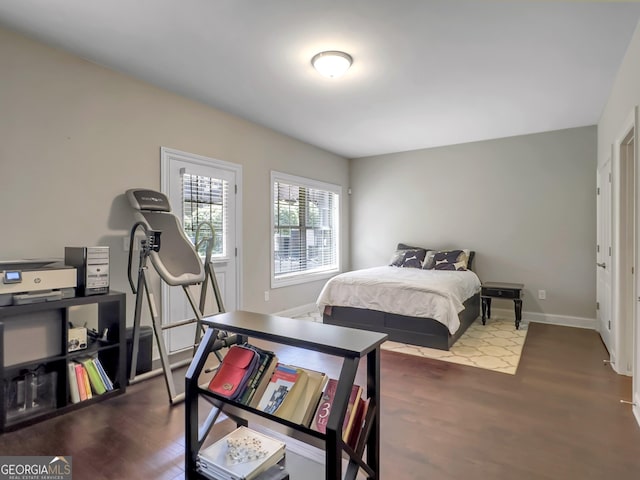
[74,363,87,401]
[347,397,370,450]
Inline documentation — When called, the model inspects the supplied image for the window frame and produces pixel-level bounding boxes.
[270,171,341,289]
[181,171,229,261]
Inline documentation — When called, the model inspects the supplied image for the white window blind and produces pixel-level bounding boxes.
[272,172,340,286]
[182,172,228,258]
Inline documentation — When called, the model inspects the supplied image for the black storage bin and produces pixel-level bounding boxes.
[126,326,153,376]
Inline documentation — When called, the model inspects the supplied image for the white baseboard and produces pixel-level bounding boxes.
[634,392,640,429]
[490,308,597,330]
[274,303,317,318]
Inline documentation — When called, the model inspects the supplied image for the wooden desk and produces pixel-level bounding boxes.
[481,282,524,329]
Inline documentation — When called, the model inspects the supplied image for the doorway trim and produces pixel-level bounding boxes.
[160,146,244,332]
[611,107,637,378]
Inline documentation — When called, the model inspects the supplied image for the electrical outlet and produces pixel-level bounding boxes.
[538,289,546,300]
[264,291,270,302]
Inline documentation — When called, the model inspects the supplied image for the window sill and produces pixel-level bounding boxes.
[271,269,339,289]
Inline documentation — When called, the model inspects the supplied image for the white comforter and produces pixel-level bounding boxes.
[316,266,481,334]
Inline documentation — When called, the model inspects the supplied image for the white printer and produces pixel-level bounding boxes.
[0,259,76,306]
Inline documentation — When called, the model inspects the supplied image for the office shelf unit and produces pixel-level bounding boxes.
[0,291,126,432]
[185,310,388,480]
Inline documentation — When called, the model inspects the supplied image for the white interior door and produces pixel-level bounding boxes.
[597,158,613,357]
[161,148,242,352]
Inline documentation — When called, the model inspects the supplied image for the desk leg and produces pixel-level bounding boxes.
[514,299,522,329]
[481,297,491,325]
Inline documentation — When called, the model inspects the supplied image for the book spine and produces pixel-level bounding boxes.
[239,352,273,405]
[249,357,279,409]
[342,385,362,441]
[93,358,114,391]
[311,378,338,433]
[67,362,81,404]
[74,363,87,401]
[81,364,93,399]
[83,359,107,395]
[349,397,371,451]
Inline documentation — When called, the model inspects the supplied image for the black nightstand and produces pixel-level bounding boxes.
[481,282,524,329]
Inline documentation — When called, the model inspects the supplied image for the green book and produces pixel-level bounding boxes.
[82,358,107,395]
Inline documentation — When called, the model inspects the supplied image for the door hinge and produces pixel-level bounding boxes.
[609,246,612,257]
[597,244,600,253]
[235,184,238,194]
[597,187,600,195]
[235,247,238,257]
[608,320,611,329]
[596,301,599,310]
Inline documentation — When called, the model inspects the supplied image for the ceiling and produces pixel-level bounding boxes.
[1,1,640,159]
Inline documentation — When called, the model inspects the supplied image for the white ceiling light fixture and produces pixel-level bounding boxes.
[311,50,353,78]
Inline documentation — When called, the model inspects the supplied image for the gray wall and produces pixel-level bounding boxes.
[0,26,350,321]
[599,21,640,165]
[350,126,597,321]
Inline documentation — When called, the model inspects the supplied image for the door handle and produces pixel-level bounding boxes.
[597,262,606,269]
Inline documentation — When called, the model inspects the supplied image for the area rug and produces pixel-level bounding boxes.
[380,317,528,374]
[295,312,528,375]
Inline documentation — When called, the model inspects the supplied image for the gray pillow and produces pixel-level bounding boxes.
[390,248,427,268]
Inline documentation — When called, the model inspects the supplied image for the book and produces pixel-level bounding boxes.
[67,362,81,404]
[92,358,114,391]
[196,426,285,480]
[248,355,279,409]
[81,363,93,399]
[310,378,338,434]
[237,345,275,406]
[74,363,87,401]
[341,384,363,442]
[310,379,362,441]
[82,358,107,395]
[348,397,371,451]
[256,364,308,422]
[289,368,328,426]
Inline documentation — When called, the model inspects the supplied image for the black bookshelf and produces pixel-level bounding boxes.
[0,291,126,432]
[185,310,387,480]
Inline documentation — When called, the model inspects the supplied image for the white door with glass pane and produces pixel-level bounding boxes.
[161,147,241,352]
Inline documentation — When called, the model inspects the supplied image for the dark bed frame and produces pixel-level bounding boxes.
[322,292,481,351]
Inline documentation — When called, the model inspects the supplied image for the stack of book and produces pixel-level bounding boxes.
[67,357,114,403]
[309,379,370,450]
[208,344,329,427]
[196,426,286,480]
[207,342,370,446]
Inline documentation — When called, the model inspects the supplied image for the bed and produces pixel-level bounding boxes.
[317,246,481,350]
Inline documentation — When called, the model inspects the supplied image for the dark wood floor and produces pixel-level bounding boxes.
[1,322,639,479]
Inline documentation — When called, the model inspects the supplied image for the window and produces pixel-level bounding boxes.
[271,172,341,287]
[182,171,229,259]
